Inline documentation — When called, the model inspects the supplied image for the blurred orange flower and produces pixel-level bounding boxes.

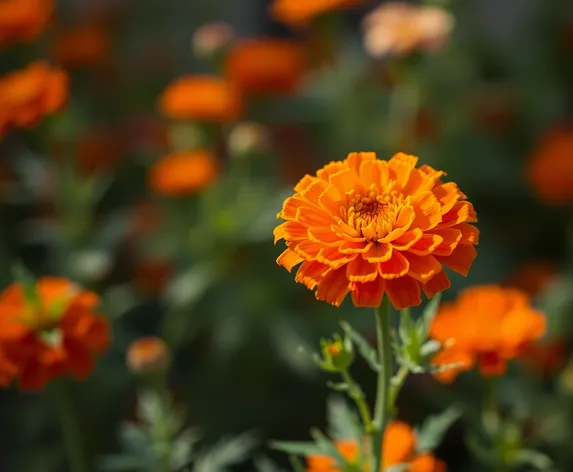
[274,152,479,309]
[126,336,171,374]
[149,149,219,196]
[505,260,559,298]
[362,2,454,58]
[225,39,306,95]
[0,0,52,47]
[134,258,173,295]
[0,61,68,137]
[306,421,446,471]
[0,277,110,390]
[270,0,364,28]
[158,75,242,122]
[527,125,573,204]
[53,24,111,68]
[430,285,546,382]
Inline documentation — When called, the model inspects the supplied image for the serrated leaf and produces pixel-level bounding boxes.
[515,450,553,470]
[193,432,257,472]
[420,293,442,339]
[416,406,461,452]
[341,322,380,372]
[327,396,362,442]
[270,441,323,456]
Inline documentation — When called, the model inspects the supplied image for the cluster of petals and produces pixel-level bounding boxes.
[0,0,53,47]
[148,149,219,196]
[430,285,546,382]
[274,152,478,309]
[158,75,243,123]
[0,61,68,137]
[270,0,364,28]
[306,420,445,471]
[0,277,110,390]
[224,38,306,95]
[362,2,454,58]
[526,125,573,204]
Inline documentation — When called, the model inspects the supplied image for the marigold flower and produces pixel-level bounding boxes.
[0,0,52,47]
[270,0,364,28]
[0,277,110,390]
[225,39,306,95]
[158,75,242,122]
[526,125,573,204]
[362,2,454,58]
[305,421,446,471]
[0,61,68,137]
[126,336,171,374]
[149,149,218,196]
[52,24,111,68]
[430,285,546,382]
[274,152,479,309]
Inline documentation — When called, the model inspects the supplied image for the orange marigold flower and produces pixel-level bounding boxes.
[274,152,479,309]
[270,0,364,28]
[305,421,446,471]
[126,336,171,374]
[526,125,573,204]
[52,24,111,68]
[0,61,68,137]
[0,277,110,390]
[158,75,242,122]
[430,285,546,382]
[362,2,454,58]
[0,0,52,47]
[225,39,306,95]
[149,149,219,196]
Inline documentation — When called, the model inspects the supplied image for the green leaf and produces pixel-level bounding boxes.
[193,432,257,472]
[289,455,306,472]
[254,457,287,472]
[341,321,380,372]
[327,396,362,442]
[515,450,553,471]
[269,441,323,456]
[12,261,39,307]
[416,406,461,452]
[420,293,442,339]
[310,428,346,467]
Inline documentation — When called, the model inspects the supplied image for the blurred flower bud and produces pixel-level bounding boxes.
[192,22,234,59]
[228,122,269,158]
[167,122,204,152]
[317,334,354,372]
[127,337,171,374]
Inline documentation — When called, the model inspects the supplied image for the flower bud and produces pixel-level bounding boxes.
[227,122,269,158]
[127,337,171,374]
[192,22,234,59]
[317,334,354,372]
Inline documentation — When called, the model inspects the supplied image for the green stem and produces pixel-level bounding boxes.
[50,380,90,472]
[389,365,409,410]
[340,369,374,434]
[371,297,393,472]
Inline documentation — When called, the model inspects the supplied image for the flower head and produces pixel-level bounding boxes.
[158,75,242,122]
[305,420,446,471]
[0,0,53,47]
[527,125,573,205]
[0,277,110,390]
[126,336,171,374]
[0,61,68,137]
[52,23,111,68]
[225,39,306,95]
[274,152,479,309]
[430,285,546,382]
[270,0,364,28]
[362,2,454,58]
[149,149,218,196]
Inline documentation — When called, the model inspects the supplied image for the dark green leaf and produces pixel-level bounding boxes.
[341,321,380,372]
[269,441,323,456]
[416,406,461,452]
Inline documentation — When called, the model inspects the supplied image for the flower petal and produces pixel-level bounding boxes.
[379,250,410,279]
[440,201,477,227]
[405,254,442,283]
[388,152,419,188]
[308,227,341,246]
[346,152,377,175]
[350,278,385,307]
[436,244,477,276]
[318,185,344,215]
[384,276,422,309]
[433,181,465,214]
[407,233,443,256]
[411,191,442,230]
[421,269,451,298]
[276,249,303,272]
[295,205,334,227]
[274,221,307,244]
[364,243,393,262]
[457,222,480,245]
[430,228,462,256]
[346,256,379,282]
[295,261,329,289]
[329,168,362,194]
[391,228,423,250]
[278,196,305,219]
[315,268,351,307]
